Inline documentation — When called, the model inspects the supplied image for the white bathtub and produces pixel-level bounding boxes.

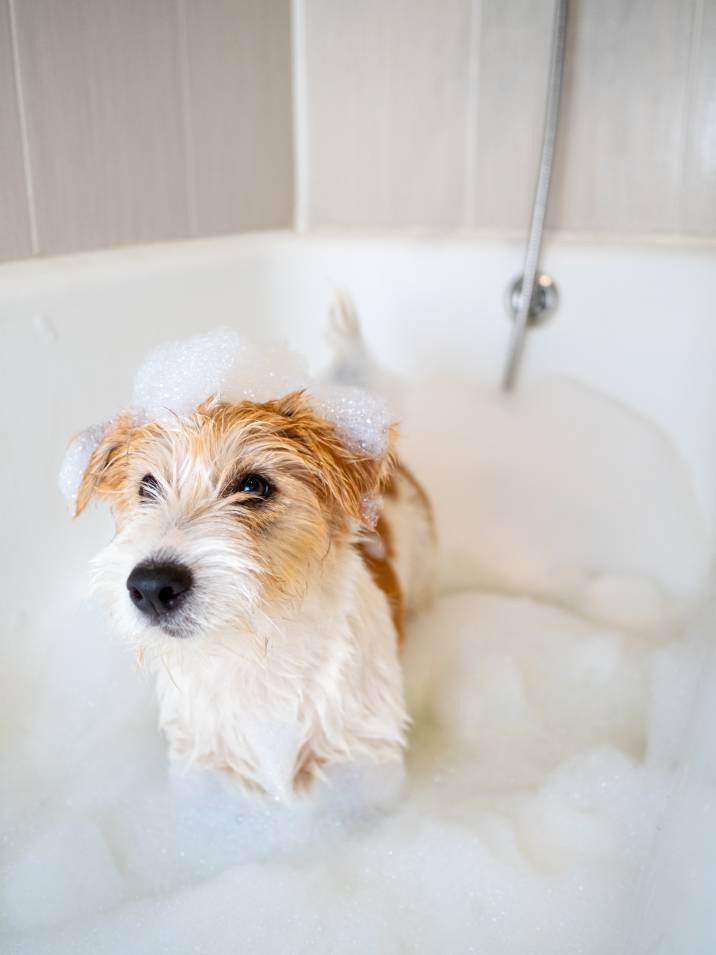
[1,232,715,953]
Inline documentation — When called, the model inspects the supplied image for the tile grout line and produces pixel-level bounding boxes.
[176,0,198,236]
[676,0,704,233]
[8,0,39,255]
[464,0,482,228]
[291,0,309,233]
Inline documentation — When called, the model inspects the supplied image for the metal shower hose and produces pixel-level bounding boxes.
[501,0,569,390]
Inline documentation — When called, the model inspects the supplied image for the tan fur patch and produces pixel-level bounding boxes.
[75,391,398,610]
[75,416,160,517]
[196,391,396,529]
[357,514,405,645]
[76,392,395,522]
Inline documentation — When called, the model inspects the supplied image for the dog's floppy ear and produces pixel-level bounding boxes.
[74,416,135,516]
[274,390,396,528]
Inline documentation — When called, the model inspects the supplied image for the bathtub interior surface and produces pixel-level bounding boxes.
[1,233,715,954]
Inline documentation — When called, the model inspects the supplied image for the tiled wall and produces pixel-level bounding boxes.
[0,0,293,262]
[0,0,714,264]
[300,0,716,235]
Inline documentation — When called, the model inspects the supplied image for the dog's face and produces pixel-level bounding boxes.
[77,391,390,647]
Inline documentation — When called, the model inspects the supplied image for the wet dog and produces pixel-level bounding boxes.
[68,309,435,802]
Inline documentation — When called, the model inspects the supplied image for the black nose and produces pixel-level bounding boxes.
[126,560,193,618]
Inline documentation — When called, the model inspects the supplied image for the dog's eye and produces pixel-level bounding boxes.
[224,473,272,501]
[138,473,160,501]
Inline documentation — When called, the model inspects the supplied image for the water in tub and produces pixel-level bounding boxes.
[1,330,715,954]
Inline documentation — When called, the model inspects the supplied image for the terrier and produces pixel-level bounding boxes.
[68,309,435,802]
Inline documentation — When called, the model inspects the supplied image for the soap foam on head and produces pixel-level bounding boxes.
[130,329,309,422]
[59,329,393,508]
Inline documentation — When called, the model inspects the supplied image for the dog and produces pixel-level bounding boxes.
[68,306,435,802]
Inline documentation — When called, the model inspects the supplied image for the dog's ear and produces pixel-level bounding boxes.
[274,390,396,528]
[75,417,135,516]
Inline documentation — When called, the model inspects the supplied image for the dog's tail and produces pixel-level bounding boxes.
[323,291,401,413]
[324,291,379,389]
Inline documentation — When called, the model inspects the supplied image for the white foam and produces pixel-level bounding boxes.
[310,384,392,456]
[131,329,309,421]
[16,373,716,952]
[4,591,707,954]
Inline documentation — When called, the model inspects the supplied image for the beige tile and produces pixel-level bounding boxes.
[304,0,472,228]
[471,0,554,229]
[550,0,694,232]
[681,0,716,235]
[180,0,293,235]
[0,0,33,261]
[13,0,190,255]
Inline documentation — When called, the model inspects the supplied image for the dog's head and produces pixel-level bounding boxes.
[76,391,393,646]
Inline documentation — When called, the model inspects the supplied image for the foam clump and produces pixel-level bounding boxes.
[58,421,110,511]
[59,328,393,507]
[131,329,309,422]
[4,591,710,954]
[311,384,392,456]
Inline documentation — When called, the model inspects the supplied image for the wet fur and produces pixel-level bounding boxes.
[78,390,435,802]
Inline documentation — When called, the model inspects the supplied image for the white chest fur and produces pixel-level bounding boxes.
[152,551,407,802]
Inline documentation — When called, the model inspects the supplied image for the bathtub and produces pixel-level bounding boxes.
[1,231,715,953]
